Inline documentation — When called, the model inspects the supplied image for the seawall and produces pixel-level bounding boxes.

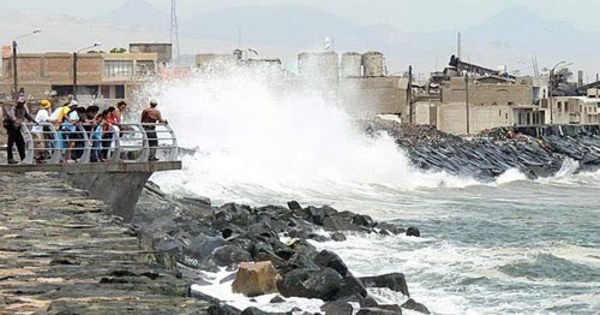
[0,172,211,314]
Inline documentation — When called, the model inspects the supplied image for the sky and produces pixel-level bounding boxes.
[4,0,600,33]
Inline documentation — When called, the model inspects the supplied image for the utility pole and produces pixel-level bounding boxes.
[408,65,413,124]
[465,71,470,135]
[11,41,18,99]
[73,43,101,98]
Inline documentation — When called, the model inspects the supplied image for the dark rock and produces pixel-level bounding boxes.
[241,306,290,315]
[219,272,238,284]
[277,268,343,301]
[320,205,338,217]
[254,251,288,269]
[360,273,410,297]
[376,222,401,235]
[406,227,420,237]
[208,304,243,315]
[287,201,302,211]
[287,227,309,239]
[222,228,234,239]
[270,295,286,303]
[335,275,368,299]
[290,239,318,259]
[331,232,346,242]
[314,250,348,276]
[321,302,353,315]
[213,245,253,268]
[352,215,375,228]
[360,296,379,307]
[288,253,321,271]
[307,206,326,226]
[188,235,227,260]
[322,216,363,232]
[376,305,403,313]
[308,233,329,242]
[401,299,430,314]
[356,307,401,315]
[179,196,211,208]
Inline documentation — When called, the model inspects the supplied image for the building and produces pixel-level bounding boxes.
[0,48,159,102]
[129,43,172,64]
[550,95,600,125]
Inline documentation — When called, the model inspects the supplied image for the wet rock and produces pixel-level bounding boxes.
[213,245,253,268]
[232,261,281,297]
[314,250,348,276]
[270,295,286,303]
[356,307,401,315]
[359,296,379,307]
[321,301,353,315]
[406,227,420,237]
[287,200,302,211]
[220,272,238,284]
[241,306,291,315]
[290,239,319,259]
[277,268,343,301]
[307,206,326,226]
[288,253,321,271]
[359,273,410,297]
[352,214,375,228]
[335,275,368,299]
[189,235,227,259]
[308,232,330,242]
[254,251,288,269]
[401,299,430,314]
[331,232,346,242]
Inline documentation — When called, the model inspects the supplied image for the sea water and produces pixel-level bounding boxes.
[145,69,600,314]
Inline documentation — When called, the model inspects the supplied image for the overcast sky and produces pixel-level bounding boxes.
[5,0,600,33]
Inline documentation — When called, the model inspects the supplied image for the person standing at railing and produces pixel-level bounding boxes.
[61,101,82,163]
[141,99,168,161]
[100,108,116,161]
[2,95,37,164]
[31,100,53,163]
[90,114,104,162]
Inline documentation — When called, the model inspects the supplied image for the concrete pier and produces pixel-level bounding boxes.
[0,172,210,314]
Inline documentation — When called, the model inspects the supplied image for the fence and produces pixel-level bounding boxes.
[16,122,177,164]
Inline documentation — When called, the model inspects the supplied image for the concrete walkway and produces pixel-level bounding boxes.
[0,172,209,314]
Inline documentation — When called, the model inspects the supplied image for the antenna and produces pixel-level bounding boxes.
[457,32,462,59]
[170,0,181,61]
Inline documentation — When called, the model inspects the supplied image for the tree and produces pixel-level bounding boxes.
[110,47,127,54]
[554,67,572,84]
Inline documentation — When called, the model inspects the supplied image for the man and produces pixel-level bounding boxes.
[2,95,37,164]
[31,100,53,163]
[140,99,167,161]
[61,100,81,162]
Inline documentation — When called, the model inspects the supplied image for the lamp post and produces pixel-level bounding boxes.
[465,71,470,135]
[73,42,101,98]
[548,61,570,125]
[11,29,42,99]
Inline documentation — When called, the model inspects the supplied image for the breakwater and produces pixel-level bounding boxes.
[363,118,600,179]
[0,172,211,314]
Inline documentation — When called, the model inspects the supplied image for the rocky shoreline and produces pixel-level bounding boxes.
[362,118,600,179]
[134,181,430,315]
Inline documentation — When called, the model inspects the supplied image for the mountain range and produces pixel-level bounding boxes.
[1,0,599,78]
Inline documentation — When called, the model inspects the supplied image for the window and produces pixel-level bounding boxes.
[115,85,125,99]
[104,60,133,78]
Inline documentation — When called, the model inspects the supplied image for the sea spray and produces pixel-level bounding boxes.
[142,68,478,205]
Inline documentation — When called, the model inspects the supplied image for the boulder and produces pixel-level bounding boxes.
[270,295,286,303]
[213,245,253,268]
[359,273,410,297]
[331,232,346,242]
[241,307,291,315]
[335,275,367,299]
[314,250,348,276]
[356,307,401,315]
[320,205,338,217]
[188,235,227,260]
[287,200,302,211]
[307,206,326,226]
[288,253,321,271]
[351,215,375,228]
[232,261,281,297]
[400,299,430,314]
[406,227,420,237]
[321,302,353,315]
[254,251,288,269]
[290,239,318,259]
[277,268,343,301]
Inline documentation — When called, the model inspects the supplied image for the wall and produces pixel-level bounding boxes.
[441,77,533,106]
[130,43,172,64]
[337,77,408,115]
[437,103,513,135]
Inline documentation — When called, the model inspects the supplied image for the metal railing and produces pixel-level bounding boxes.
[17,122,178,164]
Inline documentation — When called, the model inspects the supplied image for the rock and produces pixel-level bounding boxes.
[307,206,326,226]
[232,261,281,297]
[308,233,329,242]
[360,296,379,307]
[406,227,420,237]
[179,196,211,208]
[208,303,243,315]
[400,299,430,314]
[352,215,375,228]
[270,295,286,303]
[254,251,288,269]
[219,272,238,284]
[213,245,253,268]
[376,305,403,313]
[314,250,348,276]
[322,216,364,232]
[277,268,343,301]
[321,302,353,315]
[288,253,321,271]
[359,273,410,297]
[189,235,227,260]
[287,200,302,211]
[290,239,318,259]
[335,275,367,299]
[331,232,346,242]
[356,307,401,315]
[320,205,338,217]
[241,306,290,315]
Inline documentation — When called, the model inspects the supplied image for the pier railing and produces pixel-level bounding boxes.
[18,122,178,164]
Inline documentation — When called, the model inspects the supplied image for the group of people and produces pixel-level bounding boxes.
[2,95,167,164]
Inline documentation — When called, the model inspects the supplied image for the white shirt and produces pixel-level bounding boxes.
[32,109,49,133]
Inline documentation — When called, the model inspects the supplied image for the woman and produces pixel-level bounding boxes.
[31,100,52,163]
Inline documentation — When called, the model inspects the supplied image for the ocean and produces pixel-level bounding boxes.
[145,70,600,314]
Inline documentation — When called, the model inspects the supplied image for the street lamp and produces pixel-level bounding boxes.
[548,60,571,124]
[73,42,101,98]
[11,29,42,99]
